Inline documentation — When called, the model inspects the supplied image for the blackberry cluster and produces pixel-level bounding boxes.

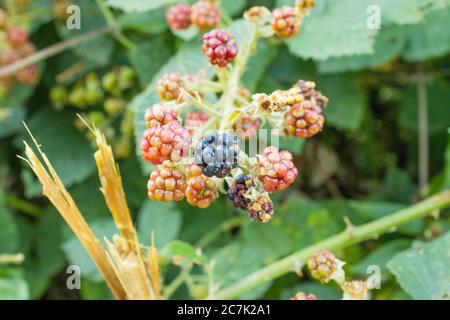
[285,100,324,138]
[247,196,274,223]
[147,163,187,202]
[166,3,192,30]
[195,132,240,178]
[234,114,260,140]
[191,0,221,30]
[228,174,255,209]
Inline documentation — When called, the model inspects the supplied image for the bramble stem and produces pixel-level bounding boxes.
[4,193,44,217]
[0,26,113,78]
[95,0,137,50]
[417,64,429,194]
[209,190,450,299]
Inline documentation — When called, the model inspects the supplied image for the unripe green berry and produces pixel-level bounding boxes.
[68,86,87,109]
[87,111,106,128]
[102,72,118,93]
[119,66,135,83]
[104,98,124,116]
[50,86,67,109]
[191,284,208,300]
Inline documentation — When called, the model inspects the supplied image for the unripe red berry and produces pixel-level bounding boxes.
[290,292,318,300]
[166,3,192,30]
[285,100,324,138]
[6,26,29,47]
[234,114,260,140]
[1,50,21,65]
[141,122,191,165]
[202,29,238,68]
[191,0,221,30]
[307,250,338,284]
[144,103,179,129]
[185,174,218,208]
[147,163,187,202]
[185,112,209,134]
[157,73,183,101]
[258,146,298,193]
[247,196,274,223]
[294,80,329,109]
[17,42,36,57]
[271,6,302,39]
[17,64,39,84]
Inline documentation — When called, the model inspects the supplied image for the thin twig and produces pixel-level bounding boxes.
[417,64,429,195]
[0,25,113,78]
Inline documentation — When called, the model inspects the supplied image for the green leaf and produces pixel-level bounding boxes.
[242,41,279,92]
[0,106,26,138]
[387,232,450,300]
[222,0,247,16]
[0,268,29,300]
[278,198,341,250]
[106,0,178,12]
[350,239,412,277]
[17,108,96,187]
[287,0,377,60]
[317,26,406,74]
[137,201,182,248]
[278,137,305,155]
[0,206,19,254]
[118,8,167,34]
[56,0,113,65]
[403,7,450,61]
[161,240,206,265]
[128,37,174,86]
[62,219,118,281]
[70,175,110,221]
[320,75,366,131]
[384,164,415,203]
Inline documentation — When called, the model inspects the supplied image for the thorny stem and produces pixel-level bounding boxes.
[0,26,114,78]
[209,190,450,299]
[218,25,259,132]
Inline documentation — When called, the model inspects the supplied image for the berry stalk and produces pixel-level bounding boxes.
[209,190,450,299]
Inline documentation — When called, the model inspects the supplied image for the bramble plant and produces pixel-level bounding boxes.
[141,0,326,223]
[1,0,450,302]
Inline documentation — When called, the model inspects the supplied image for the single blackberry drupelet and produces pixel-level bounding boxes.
[195,131,240,178]
[228,174,255,209]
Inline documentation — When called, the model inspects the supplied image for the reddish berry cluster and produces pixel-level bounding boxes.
[141,121,191,165]
[234,114,261,140]
[166,3,192,30]
[157,73,184,101]
[294,80,329,109]
[144,103,178,129]
[257,146,298,193]
[191,1,221,30]
[202,29,238,68]
[271,6,302,39]
[285,100,324,138]
[290,292,318,300]
[185,112,209,135]
[186,174,218,208]
[147,163,187,202]
[0,20,39,87]
[166,1,221,31]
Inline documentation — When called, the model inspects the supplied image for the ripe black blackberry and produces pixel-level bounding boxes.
[228,174,254,209]
[195,132,240,178]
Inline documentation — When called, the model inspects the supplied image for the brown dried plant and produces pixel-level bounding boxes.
[19,120,162,300]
